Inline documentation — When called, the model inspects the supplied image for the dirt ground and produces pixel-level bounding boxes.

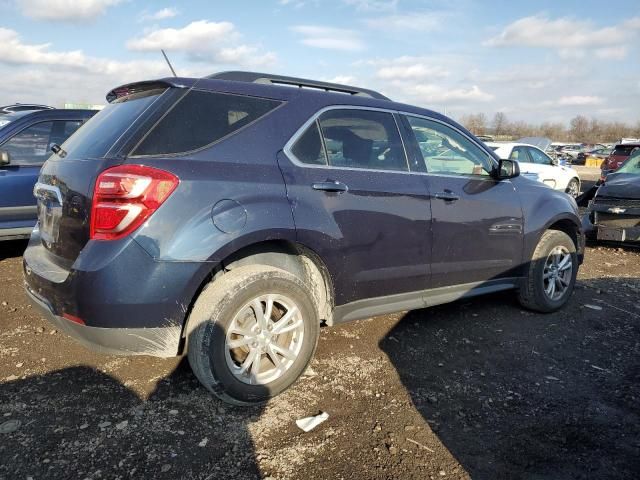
[1,239,639,480]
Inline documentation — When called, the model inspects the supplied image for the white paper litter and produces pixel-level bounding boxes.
[584,304,603,311]
[296,412,329,432]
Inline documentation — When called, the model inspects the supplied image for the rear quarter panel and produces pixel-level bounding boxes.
[128,101,315,264]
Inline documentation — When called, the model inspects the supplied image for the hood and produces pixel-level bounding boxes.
[597,173,640,200]
[517,136,552,151]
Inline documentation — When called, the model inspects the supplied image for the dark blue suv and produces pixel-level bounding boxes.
[0,108,96,240]
[23,72,584,405]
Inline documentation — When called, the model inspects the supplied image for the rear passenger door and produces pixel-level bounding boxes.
[278,107,432,307]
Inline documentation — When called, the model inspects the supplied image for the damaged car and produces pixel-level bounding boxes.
[584,149,640,245]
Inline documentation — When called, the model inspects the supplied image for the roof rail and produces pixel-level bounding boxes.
[206,71,390,101]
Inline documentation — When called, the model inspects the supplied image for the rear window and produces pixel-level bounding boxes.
[55,89,164,160]
[131,90,281,156]
[612,145,639,156]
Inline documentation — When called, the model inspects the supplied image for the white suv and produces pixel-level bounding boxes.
[486,142,581,197]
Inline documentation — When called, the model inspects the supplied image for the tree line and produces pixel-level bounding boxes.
[458,112,640,143]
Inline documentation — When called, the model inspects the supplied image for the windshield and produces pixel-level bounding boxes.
[616,151,640,175]
[612,145,639,157]
[53,88,165,160]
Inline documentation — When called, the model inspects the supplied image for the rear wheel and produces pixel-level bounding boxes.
[187,265,319,405]
[565,178,580,198]
[518,230,577,312]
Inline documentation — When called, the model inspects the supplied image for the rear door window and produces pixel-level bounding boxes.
[317,109,407,171]
[132,90,281,156]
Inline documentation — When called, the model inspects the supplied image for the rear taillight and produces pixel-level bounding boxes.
[90,165,178,241]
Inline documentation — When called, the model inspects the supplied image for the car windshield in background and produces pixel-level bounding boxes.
[612,145,639,156]
[616,152,640,175]
[52,88,166,161]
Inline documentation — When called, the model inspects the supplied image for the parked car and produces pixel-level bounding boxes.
[584,149,640,244]
[0,108,96,240]
[575,147,612,166]
[485,141,582,197]
[23,72,584,405]
[600,143,640,182]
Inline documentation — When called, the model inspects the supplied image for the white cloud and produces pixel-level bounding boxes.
[0,29,180,108]
[485,14,640,60]
[140,7,179,22]
[407,84,494,104]
[127,20,277,67]
[324,75,357,84]
[375,57,450,81]
[595,46,627,59]
[343,0,398,12]
[16,0,122,21]
[557,95,604,106]
[364,12,447,31]
[290,25,365,52]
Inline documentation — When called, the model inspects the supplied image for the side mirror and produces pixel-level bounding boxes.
[0,151,9,166]
[494,159,520,179]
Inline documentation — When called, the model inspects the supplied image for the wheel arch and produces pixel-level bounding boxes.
[179,239,335,352]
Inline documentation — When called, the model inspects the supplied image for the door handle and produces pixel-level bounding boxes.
[433,191,460,202]
[312,181,348,193]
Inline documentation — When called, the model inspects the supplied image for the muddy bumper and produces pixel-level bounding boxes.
[25,286,182,357]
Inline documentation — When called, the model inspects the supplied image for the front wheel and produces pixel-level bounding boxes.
[518,230,578,312]
[187,265,319,405]
[565,178,580,198]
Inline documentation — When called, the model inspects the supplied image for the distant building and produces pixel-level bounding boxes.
[64,103,104,110]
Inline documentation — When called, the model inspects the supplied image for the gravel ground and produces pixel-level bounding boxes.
[1,239,639,480]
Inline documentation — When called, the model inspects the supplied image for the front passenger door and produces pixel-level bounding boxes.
[403,115,524,288]
[0,120,83,233]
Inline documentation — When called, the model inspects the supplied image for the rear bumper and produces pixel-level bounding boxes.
[23,227,213,357]
[25,286,182,357]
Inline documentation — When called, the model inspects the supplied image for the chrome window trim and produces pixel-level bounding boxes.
[283,105,500,178]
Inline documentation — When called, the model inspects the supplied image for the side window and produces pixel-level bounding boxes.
[405,116,493,176]
[290,121,327,165]
[50,120,83,147]
[528,147,552,165]
[510,147,531,163]
[64,120,83,136]
[133,90,282,156]
[317,109,407,171]
[0,121,54,166]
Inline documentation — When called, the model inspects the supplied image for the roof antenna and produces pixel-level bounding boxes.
[161,49,177,77]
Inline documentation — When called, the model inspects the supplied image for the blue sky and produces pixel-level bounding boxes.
[0,0,638,124]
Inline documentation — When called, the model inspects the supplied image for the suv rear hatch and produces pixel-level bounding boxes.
[33,83,182,268]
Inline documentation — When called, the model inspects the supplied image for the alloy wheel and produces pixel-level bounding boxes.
[542,246,573,301]
[225,294,305,385]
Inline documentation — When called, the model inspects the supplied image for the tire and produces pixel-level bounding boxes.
[187,265,319,405]
[565,178,580,198]
[518,230,578,313]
